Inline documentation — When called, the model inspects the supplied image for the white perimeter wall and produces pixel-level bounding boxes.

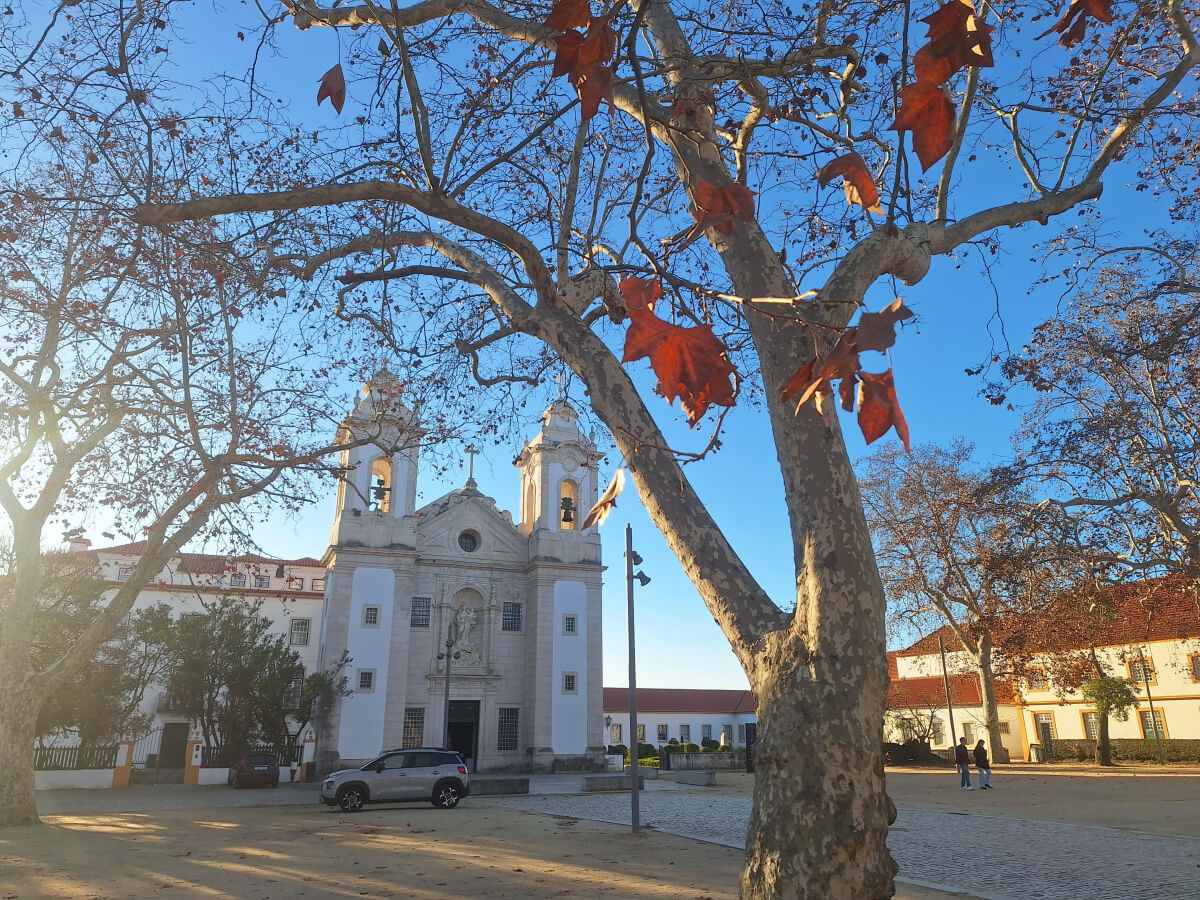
[338,567,395,759]
[551,580,588,753]
[35,769,113,790]
[602,710,758,748]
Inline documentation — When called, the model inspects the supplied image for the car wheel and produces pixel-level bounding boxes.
[337,785,365,812]
[432,781,461,809]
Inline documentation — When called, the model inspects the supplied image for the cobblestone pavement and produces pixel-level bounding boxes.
[485,791,1200,900]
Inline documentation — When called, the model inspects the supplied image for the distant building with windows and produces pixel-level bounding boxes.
[886,581,1200,761]
[601,687,757,748]
[73,372,606,776]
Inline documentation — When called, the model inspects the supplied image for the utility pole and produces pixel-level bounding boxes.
[625,524,650,834]
[938,635,957,746]
[439,621,459,749]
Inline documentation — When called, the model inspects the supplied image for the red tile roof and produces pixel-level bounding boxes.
[602,688,756,715]
[895,576,1200,657]
[87,542,324,571]
[887,673,1015,709]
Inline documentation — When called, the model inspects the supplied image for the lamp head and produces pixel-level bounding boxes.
[634,571,651,587]
[631,551,643,565]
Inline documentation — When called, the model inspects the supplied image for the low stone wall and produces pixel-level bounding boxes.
[667,752,745,770]
[35,769,114,790]
[197,767,229,786]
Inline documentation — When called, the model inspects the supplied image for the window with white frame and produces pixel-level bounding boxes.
[230,572,247,587]
[254,574,270,589]
[356,669,376,693]
[931,719,945,745]
[636,724,645,742]
[117,567,132,581]
[289,618,311,646]
[562,614,578,635]
[411,597,431,628]
[497,707,519,752]
[287,577,304,590]
[1127,657,1156,685]
[679,724,690,743]
[1083,711,1100,741]
[701,724,712,741]
[312,577,326,591]
[562,672,578,694]
[963,722,976,743]
[362,605,380,627]
[502,602,522,632]
[610,723,622,743]
[1138,709,1166,739]
[737,723,746,744]
[657,724,668,742]
[402,708,425,748]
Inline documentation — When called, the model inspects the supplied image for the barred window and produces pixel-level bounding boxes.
[497,707,519,752]
[411,597,431,628]
[117,567,132,581]
[312,577,326,591]
[1083,711,1100,742]
[562,672,577,694]
[501,602,522,632]
[230,573,247,587]
[563,614,578,635]
[402,708,425,748]
[657,724,668,742]
[357,670,375,692]
[362,606,380,627]
[701,724,712,740]
[737,723,746,743]
[254,574,270,589]
[289,618,311,646]
[283,676,303,708]
[679,724,690,743]
[610,723,622,743]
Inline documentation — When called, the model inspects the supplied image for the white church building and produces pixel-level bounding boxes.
[81,372,607,775]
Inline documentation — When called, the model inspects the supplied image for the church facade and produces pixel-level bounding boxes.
[75,373,607,776]
[316,373,607,774]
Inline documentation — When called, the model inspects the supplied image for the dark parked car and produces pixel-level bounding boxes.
[227,751,280,788]
[319,748,470,811]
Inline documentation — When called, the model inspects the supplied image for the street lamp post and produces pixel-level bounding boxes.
[625,524,650,834]
[438,622,460,749]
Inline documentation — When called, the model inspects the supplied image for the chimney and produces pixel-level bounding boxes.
[69,537,92,553]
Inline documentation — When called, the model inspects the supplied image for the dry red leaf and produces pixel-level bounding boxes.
[781,338,860,412]
[573,63,613,120]
[622,303,736,426]
[1039,0,1113,47]
[577,16,616,66]
[857,369,911,450]
[317,64,346,114]
[816,152,883,213]
[552,30,585,78]
[890,81,955,171]
[581,466,626,529]
[545,0,591,31]
[853,297,914,353]
[915,1,994,81]
[674,180,757,247]
[619,276,663,310]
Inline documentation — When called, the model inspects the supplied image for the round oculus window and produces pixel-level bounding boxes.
[457,531,479,552]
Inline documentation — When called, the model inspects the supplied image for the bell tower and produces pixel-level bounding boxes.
[514,399,602,536]
[330,369,422,547]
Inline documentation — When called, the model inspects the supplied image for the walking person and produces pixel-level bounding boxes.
[955,736,973,790]
[974,739,992,789]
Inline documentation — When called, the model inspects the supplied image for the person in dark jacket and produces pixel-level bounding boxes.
[974,740,992,789]
[955,737,973,790]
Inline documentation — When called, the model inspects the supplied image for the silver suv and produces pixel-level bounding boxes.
[319,748,470,811]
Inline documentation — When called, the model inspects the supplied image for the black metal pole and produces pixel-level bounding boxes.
[625,523,640,833]
[939,636,957,747]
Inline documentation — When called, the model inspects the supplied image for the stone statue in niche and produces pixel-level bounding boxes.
[454,604,480,664]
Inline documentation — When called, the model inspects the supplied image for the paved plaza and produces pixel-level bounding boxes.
[26,771,1200,899]
[491,789,1200,900]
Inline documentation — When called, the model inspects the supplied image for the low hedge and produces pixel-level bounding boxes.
[1045,738,1200,763]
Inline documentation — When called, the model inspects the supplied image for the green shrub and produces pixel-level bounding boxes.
[637,742,656,759]
[1045,738,1200,763]
[663,742,701,754]
[606,744,628,757]
[700,737,720,750]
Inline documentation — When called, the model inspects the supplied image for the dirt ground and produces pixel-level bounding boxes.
[3,766,1195,900]
[0,802,968,900]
